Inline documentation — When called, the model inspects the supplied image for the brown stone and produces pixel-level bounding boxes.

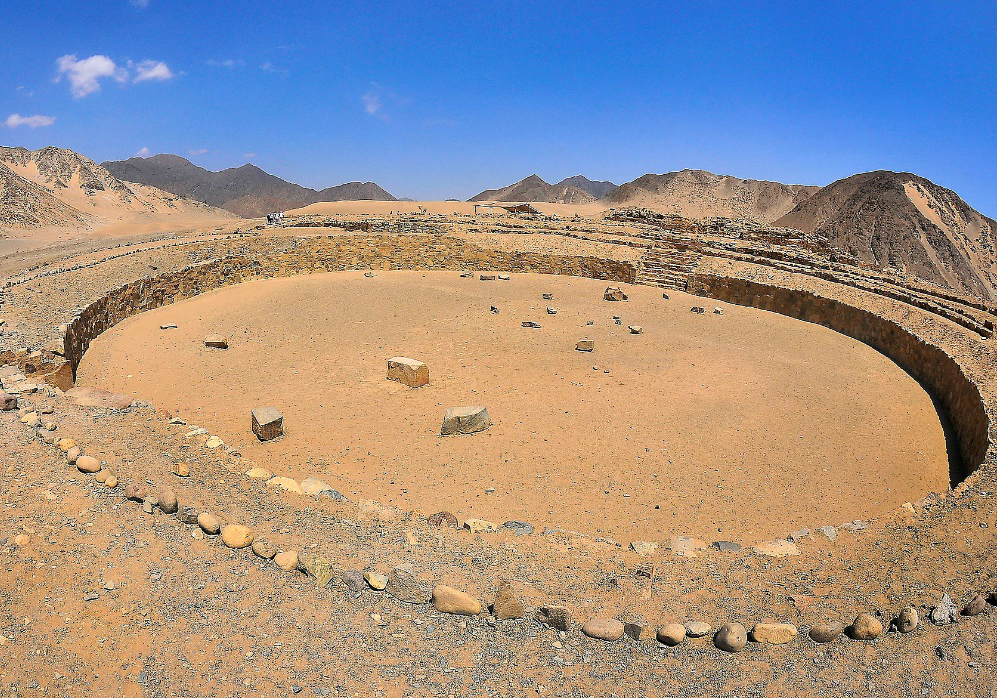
[387,357,429,387]
[536,606,572,631]
[656,623,686,646]
[386,565,431,604]
[157,486,178,514]
[575,339,595,352]
[432,585,482,615]
[808,619,844,643]
[603,286,628,301]
[962,594,988,617]
[441,406,491,436]
[124,484,146,502]
[0,393,15,411]
[204,334,228,349]
[197,512,221,535]
[714,623,747,652]
[252,407,283,441]
[221,524,254,549]
[274,551,299,571]
[66,446,81,465]
[582,618,625,641]
[893,606,918,632]
[427,511,459,528]
[492,579,526,620]
[750,622,798,645]
[847,613,883,641]
[76,455,100,474]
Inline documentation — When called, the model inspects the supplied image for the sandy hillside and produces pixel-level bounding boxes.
[775,171,997,299]
[77,271,948,543]
[606,169,819,223]
[0,146,234,249]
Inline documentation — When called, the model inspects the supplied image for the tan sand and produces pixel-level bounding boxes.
[288,200,609,218]
[76,271,949,542]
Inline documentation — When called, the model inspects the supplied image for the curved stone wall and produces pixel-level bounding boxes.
[687,272,991,483]
[60,233,990,489]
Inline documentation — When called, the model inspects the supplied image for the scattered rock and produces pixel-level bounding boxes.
[492,579,526,620]
[575,339,595,352]
[66,446,81,465]
[847,613,883,640]
[0,393,15,411]
[246,467,273,479]
[582,618,625,641]
[962,594,988,617]
[341,570,366,594]
[205,436,224,449]
[432,585,482,615]
[124,484,146,502]
[627,325,642,334]
[364,572,388,590]
[623,620,655,642]
[714,623,747,652]
[267,476,304,494]
[690,306,705,314]
[76,455,100,474]
[58,438,77,453]
[713,307,723,315]
[204,334,228,349]
[104,475,118,488]
[160,323,177,330]
[178,505,199,525]
[685,621,712,638]
[501,520,534,536]
[221,524,254,549]
[629,540,658,556]
[817,525,838,541]
[750,622,798,645]
[930,594,959,625]
[498,274,511,281]
[157,487,178,514]
[787,528,811,543]
[536,606,572,632]
[603,287,628,301]
[386,565,431,604]
[172,462,190,477]
[298,552,336,587]
[251,538,276,559]
[427,511,458,528]
[462,518,498,534]
[753,539,800,557]
[808,619,844,643]
[546,307,558,315]
[197,513,221,535]
[441,406,491,436]
[710,540,741,552]
[656,623,686,646]
[542,293,553,300]
[667,536,707,558]
[479,274,496,281]
[274,551,299,571]
[522,321,542,329]
[387,357,429,387]
[252,407,283,441]
[893,606,919,633]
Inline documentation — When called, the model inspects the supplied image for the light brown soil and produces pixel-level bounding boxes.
[77,271,949,543]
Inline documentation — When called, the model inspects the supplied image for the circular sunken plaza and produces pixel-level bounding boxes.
[2,212,996,695]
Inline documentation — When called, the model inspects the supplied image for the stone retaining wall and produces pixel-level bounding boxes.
[687,273,991,482]
[64,234,635,376]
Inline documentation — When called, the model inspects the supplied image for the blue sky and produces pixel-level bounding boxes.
[2,1,996,212]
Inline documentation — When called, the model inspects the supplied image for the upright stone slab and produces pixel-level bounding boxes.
[252,407,283,441]
[441,406,491,436]
[204,334,229,349]
[387,357,429,387]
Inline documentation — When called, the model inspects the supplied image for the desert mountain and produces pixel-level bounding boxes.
[775,171,997,299]
[103,154,396,218]
[557,175,618,199]
[469,174,601,204]
[0,146,229,233]
[606,169,819,223]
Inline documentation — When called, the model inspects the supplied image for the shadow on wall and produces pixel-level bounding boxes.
[687,274,991,487]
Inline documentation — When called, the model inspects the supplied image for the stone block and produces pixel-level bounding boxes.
[204,334,228,349]
[387,357,429,387]
[441,406,491,436]
[604,286,628,301]
[252,407,283,441]
[575,339,595,352]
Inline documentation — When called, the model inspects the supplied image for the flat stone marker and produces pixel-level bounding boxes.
[604,286,628,301]
[387,357,429,387]
[522,321,541,329]
[252,407,283,441]
[160,323,177,330]
[204,334,229,349]
[576,339,595,352]
[479,274,496,281]
[441,406,491,436]
[498,274,511,280]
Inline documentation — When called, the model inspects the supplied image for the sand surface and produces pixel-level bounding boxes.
[77,271,949,542]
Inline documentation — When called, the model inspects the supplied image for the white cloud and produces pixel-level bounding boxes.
[243,153,257,159]
[135,147,151,156]
[188,148,208,155]
[207,59,243,68]
[5,113,56,128]
[132,60,174,83]
[260,62,288,77]
[130,0,150,7]
[56,54,127,97]
[362,91,384,116]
